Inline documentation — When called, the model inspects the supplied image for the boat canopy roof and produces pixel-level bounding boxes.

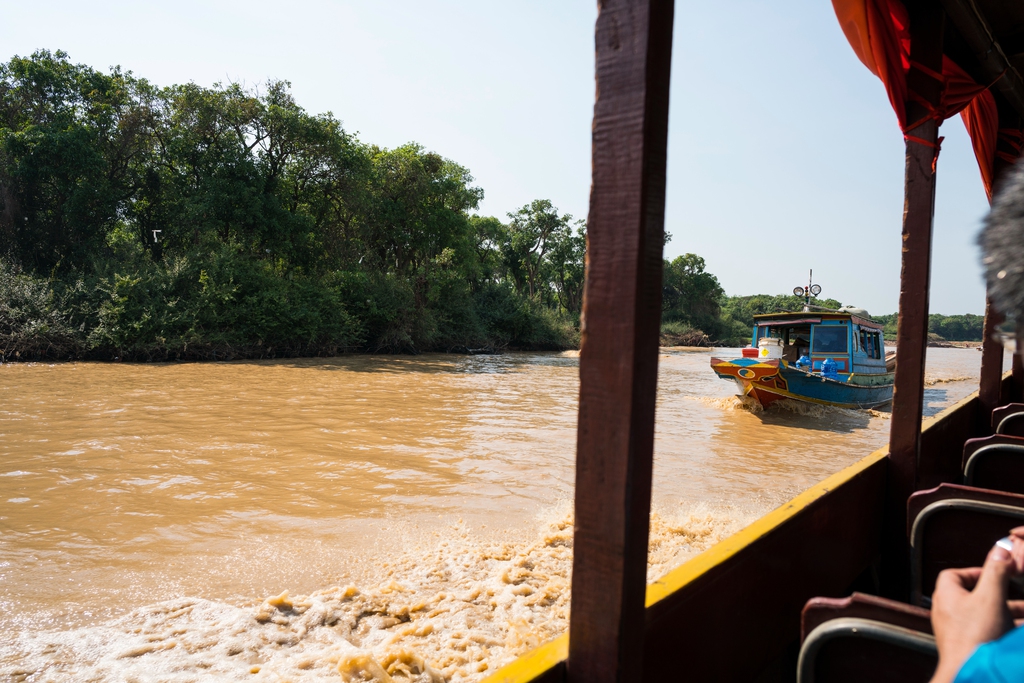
[752,310,884,330]
[756,318,820,327]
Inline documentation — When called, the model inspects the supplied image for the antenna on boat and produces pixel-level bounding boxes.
[793,269,821,312]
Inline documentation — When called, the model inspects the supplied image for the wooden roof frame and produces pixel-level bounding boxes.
[941,0,1024,118]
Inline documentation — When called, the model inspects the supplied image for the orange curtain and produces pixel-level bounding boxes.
[833,0,1002,198]
[833,0,910,127]
[960,91,999,201]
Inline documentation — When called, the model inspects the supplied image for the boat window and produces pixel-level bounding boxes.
[779,326,810,362]
[812,325,848,354]
[860,330,881,359]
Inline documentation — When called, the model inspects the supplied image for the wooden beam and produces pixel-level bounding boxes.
[567,0,673,681]
[886,3,945,597]
[978,297,1005,430]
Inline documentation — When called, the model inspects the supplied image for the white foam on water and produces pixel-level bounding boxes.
[686,395,893,421]
[685,395,763,413]
[924,375,974,386]
[1,503,751,683]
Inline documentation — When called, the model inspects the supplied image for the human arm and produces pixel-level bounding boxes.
[928,545,1018,683]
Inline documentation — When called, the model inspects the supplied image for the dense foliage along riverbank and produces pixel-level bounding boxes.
[0,51,984,361]
[0,51,584,360]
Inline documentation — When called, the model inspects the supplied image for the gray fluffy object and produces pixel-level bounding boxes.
[979,158,1024,321]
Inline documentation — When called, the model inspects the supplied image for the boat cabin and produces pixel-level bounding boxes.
[753,311,887,375]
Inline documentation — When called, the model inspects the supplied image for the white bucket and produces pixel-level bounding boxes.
[757,337,784,360]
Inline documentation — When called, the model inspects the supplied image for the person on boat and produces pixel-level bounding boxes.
[929,531,1024,683]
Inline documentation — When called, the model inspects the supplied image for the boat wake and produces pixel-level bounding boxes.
[689,395,891,420]
[1,504,752,683]
[769,399,890,420]
[686,395,764,413]
[924,375,974,386]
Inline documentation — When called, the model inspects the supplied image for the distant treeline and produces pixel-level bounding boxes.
[871,313,985,343]
[657,255,985,347]
[0,51,585,360]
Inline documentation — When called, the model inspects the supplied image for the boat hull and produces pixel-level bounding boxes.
[710,357,893,410]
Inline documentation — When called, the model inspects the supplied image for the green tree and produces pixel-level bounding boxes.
[362,144,481,277]
[546,220,586,313]
[662,254,725,333]
[873,313,985,342]
[0,50,158,272]
[929,313,984,341]
[502,199,572,302]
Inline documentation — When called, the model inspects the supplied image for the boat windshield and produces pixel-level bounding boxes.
[812,325,848,354]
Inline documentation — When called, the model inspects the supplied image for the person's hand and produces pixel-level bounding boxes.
[1008,527,1024,574]
[929,544,1018,683]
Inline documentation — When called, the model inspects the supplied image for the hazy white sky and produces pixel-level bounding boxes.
[2,0,992,314]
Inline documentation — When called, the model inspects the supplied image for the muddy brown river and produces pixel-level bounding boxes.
[0,348,1001,681]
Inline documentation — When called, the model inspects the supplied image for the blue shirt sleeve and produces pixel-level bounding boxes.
[955,625,1024,683]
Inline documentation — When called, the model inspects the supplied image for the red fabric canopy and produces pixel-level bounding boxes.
[832,0,1014,200]
[960,91,998,200]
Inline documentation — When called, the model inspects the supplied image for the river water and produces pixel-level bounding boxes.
[0,347,998,681]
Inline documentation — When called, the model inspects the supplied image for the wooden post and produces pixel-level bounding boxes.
[885,4,944,597]
[567,0,673,681]
[978,297,1005,427]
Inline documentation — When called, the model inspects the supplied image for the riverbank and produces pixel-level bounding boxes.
[884,341,983,350]
[0,258,581,363]
[928,340,983,348]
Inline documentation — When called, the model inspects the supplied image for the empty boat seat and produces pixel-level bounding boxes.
[798,595,935,682]
[993,403,1024,437]
[907,484,1024,606]
[962,435,1024,494]
[802,592,932,639]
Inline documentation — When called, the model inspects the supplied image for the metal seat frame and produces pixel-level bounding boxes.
[797,617,936,683]
[910,498,1024,605]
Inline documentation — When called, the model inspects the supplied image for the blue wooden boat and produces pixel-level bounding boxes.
[710,308,895,409]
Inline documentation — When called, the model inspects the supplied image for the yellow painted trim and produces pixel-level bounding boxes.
[645,443,890,605]
[479,633,567,683]
[712,361,777,370]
